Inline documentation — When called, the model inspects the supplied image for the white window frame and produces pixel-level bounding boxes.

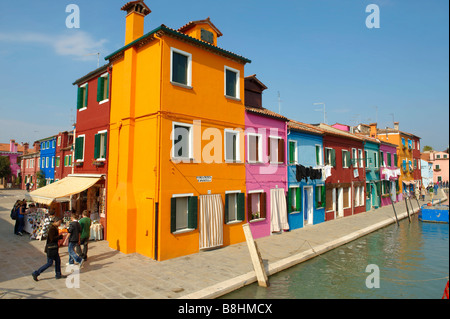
[171,122,194,161]
[78,83,88,112]
[352,148,358,168]
[76,134,86,163]
[170,47,192,88]
[342,149,350,168]
[96,129,108,161]
[315,144,323,165]
[269,135,283,164]
[99,72,110,104]
[247,133,263,164]
[171,194,194,233]
[224,65,240,100]
[224,129,241,163]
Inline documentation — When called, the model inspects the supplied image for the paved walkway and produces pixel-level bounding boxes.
[0,188,447,299]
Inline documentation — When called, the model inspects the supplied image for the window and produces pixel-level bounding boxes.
[436,154,441,159]
[247,133,262,163]
[315,145,322,165]
[287,187,301,213]
[352,148,358,168]
[360,186,365,205]
[373,151,378,168]
[77,83,88,110]
[45,157,49,168]
[315,185,325,208]
[224,130,240,162]
[342,150,350,168]
[172,122,193,160]
[343,187,350,208]
[170,48,192,87]
[268,136,284,164]
[364,150,368,168]
[289,140,297,164]
[97,73,110,102]
[408,139,412,149]
[94,131,108,160]
[358,149,363,167]
[170,195,198,233]
[325,187,335,212]
[51,156,54,168]
[380,151,384,167]
[394,154,398,167]
[325,148,336,167]
[55,157,60,168]
[387,152,391,166]
[224,66,240,99]
[75,135,85,162]
[401,137,405,147]
[248,191,266,221]
[355,186,360,207]
[57,136,61,147]
[225,192,245,223]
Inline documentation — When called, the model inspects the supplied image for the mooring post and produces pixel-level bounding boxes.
[242,223,269,287]
[388,183,399,226]
[404,197,411,223]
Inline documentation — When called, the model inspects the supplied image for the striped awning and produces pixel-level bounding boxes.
[26,176,102,205]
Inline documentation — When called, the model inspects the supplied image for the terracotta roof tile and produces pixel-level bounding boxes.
[245,106,287,121]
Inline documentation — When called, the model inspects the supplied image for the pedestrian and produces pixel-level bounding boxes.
[429,185,434,203]
[420,185,426,201]
[77,210,91,261]
[12,200,21,235]
[32,217,66,281]
[16,201,27,236]
[414,185,420,200]
[67,211,84,267]
[434,183,439,195]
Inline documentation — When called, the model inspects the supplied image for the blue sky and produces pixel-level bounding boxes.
[0,0,448,150]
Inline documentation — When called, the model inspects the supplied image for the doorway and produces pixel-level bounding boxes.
[303,186,314,225]
[337,187,344,218]
[199,194,223,250]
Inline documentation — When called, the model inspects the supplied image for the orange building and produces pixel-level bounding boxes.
[105,1,251,260]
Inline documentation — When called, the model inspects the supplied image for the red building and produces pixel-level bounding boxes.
[72,63,111,233]
[20,141,40,191]
[313,124,366,221]
[54,131,74,181]
[411,135,422,187]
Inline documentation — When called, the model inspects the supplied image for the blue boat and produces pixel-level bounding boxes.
[419,204,449,223]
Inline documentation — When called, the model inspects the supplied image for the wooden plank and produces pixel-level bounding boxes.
[242,223,269,287]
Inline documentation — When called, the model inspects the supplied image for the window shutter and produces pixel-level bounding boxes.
[321,185,326,207]
[94,134,100,159]
[296,187,301,212]
[267,137,271,159]
[77,87,83,109]
[278,138,284,163]
[316,146,320,165]
[188,196,198,229]
[170,198,177,233]
[331,149,336,167]
[224,194,229,224]
[247,193,252,220]
[103,132,108,159]
[289,142,295,164]
[237,193,245,221]
[97,77,104,102]
[315,186,319,208]
[260,192,267,218]
[287,188,292,214]
[106,74,110,99]
[84,84,89,107]
[387,153,391,166]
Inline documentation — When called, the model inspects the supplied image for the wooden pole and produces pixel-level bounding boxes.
[404,197,411,223]
[388,183,399,226]
[242,223,269,287]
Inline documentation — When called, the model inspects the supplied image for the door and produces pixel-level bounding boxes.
[199,194,223,250]
[366,183,372,211]
[337,187,344,217]
[304,187,314,225]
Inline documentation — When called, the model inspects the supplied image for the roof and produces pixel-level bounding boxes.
[72,63,110,86]
[312,123,364,141]
[178,17,223,37]
[104,24,251,64]
[288,120,323,136]
[244,74,268,91]
[245,106,287,121]
[121,0,151,15]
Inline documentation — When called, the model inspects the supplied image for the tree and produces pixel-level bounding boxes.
[0,156,12,180]
[36,170,47,188]
[423,145,433,152]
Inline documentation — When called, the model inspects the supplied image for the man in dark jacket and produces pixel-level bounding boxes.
[68,212,84,267]
[32,217,65,281]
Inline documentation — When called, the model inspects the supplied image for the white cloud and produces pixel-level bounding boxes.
[0,30,108,61]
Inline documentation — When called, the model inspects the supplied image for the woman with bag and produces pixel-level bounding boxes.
[32,217,66,281]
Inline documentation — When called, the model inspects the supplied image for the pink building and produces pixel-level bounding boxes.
[422,151,449,185]
[0,139,27,188]
[244,75,288,239]
[379,141,401,206]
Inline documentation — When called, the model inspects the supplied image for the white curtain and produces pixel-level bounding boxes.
[199,194,224,250]
[270,188,289,233]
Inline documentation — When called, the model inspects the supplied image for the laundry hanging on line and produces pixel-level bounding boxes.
[295,164,322,182]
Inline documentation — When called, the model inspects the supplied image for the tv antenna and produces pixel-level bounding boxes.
[313,102,326,124]
[83,52,100,68]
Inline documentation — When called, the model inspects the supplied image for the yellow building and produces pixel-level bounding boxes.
[105,1,251,260]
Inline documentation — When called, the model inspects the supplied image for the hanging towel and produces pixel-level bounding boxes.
[270,188,289,233]
[199,194,224,250]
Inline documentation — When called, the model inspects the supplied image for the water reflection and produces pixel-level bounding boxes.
[221,215,449,299]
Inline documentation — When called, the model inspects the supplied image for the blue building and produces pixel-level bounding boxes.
[287,120,326,230]
[39,135,57,185]
[362,137,381,211]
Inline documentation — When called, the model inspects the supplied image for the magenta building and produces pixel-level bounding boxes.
[380,140,402,206]
[244,75,288,239]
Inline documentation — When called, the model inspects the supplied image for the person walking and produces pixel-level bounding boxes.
[77,210,91,261]
[420,185,426,201]
[67,212,84,267]
[16,201,27,236]
[32,217,66,281]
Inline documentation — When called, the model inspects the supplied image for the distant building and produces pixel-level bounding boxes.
[0,139,28,188]
[20,141,40,191]
[421,150,449,185]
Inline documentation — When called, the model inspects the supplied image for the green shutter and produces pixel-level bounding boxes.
[287,188,292,214]
[188,196,198,229]
[296,187,301,211]
[237,193,245,221]
[316,145,320,165]
[97,77,104,102]
[321,185,326,207]
[289,142,295,164]
[106,74,110,99]
[224,194,229,224]
[315,186,319,208]
[387,153,391,166]
[170,197,177,233]
[394,154,398,166]
[84,84,88,107]
[94,134,100,159]
[103,132,108,159]
[77,87,83,109]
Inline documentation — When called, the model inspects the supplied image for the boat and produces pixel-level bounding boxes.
[419,204,449,223]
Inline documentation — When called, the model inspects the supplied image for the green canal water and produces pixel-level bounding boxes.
[222,213,449,299]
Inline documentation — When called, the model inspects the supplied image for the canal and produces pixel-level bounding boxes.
[221,213,449,299]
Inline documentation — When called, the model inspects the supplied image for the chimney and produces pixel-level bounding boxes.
[121,0,151,45]
[10,139,16,153]
[23,143,29,154]
[369,123,377,138]
[394,121,399,131]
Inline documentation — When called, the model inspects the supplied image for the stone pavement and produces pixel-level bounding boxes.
[0,188,447,299]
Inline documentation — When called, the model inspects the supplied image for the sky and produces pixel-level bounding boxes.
[0,0,448,151]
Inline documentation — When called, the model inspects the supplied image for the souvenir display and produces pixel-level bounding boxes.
[26,208,52,240]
